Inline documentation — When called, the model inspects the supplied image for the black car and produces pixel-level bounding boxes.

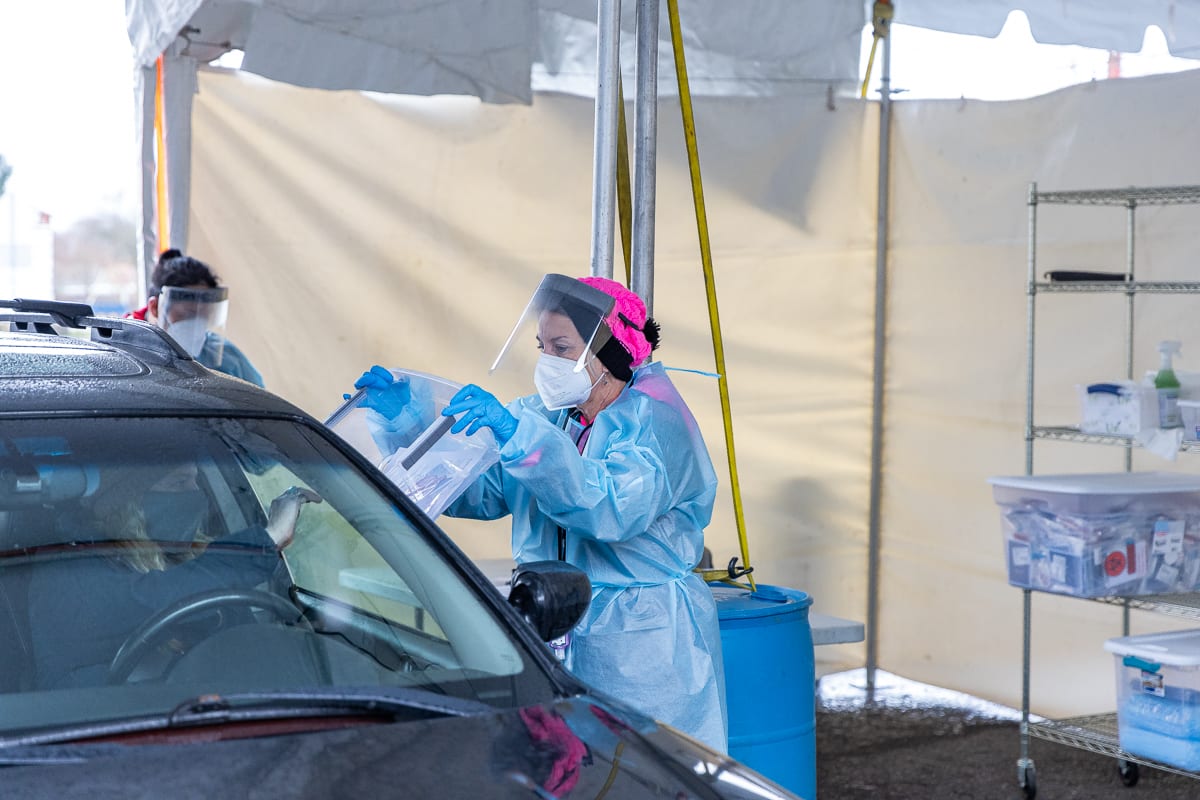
[0,299,799,799]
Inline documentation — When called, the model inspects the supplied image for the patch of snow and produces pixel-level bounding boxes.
[817,668,1041,723]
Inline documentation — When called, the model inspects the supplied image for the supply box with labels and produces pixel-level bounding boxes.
[988,472,1200,597]
[1104,629,1200,771]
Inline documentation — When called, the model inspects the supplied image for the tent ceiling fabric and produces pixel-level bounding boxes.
[531,0,865,97]
[127,2,1200,104]
[238,2,537,103]
[126,0,866,102]
[129,0,539,103]
[126,0,206,64]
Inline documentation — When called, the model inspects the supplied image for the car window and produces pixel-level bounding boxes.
[244,462,445,639]
[0,415,548,739]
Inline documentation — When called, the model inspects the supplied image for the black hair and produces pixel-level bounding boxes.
[595,337,634,381]
[148,249,219,297]
[557,294,662,382]
[642,317,661,351]
[594,316,661,382]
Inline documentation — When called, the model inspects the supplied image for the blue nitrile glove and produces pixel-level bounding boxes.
[442,384,518,446]
[345,365,411,420]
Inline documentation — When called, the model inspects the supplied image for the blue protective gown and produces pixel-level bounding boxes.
[199,333,265,387]
[445,362,728,751]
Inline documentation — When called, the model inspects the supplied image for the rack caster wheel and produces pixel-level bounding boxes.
[1117,759,1139,787]
[1018,758,1037,799]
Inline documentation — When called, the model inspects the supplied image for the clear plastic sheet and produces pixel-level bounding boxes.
[325,368,499,519]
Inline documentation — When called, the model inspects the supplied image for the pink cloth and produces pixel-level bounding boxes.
[577,276,652,367]
[518,706,586,797]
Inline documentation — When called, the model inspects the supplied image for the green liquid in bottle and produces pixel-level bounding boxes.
[1156,341,1182,428]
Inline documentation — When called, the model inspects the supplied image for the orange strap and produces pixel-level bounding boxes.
[154,55,170,252]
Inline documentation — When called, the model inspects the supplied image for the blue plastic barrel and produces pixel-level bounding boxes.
[712,583,816,800]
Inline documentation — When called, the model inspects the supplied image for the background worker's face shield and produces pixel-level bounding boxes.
[158,286,229,363]
[489,274,615,395]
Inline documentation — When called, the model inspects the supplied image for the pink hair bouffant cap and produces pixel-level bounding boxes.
[577,276,653,366]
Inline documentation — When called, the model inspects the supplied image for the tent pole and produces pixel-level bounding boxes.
[161,51,198,256]
[631,0,659,313]
[135,64,157,297]
[865,19,892,698]
[590,0,623,279]
[136,45,199,292]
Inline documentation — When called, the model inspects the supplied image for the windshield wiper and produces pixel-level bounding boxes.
[171,686,493,722]
[0,686,494,751]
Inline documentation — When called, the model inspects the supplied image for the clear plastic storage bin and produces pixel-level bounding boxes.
[1105,629,1200,771]
[988,472,1200,597]
[325,368,499,519]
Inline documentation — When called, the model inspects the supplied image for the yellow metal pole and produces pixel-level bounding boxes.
[860,1,894,98]
[616,77,634,285]
[666,0,754,590]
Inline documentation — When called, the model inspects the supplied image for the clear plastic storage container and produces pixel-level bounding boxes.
[988,472,1200,597]
[1105,628,1200,771]
[325,368,499,519]
[1179,399,1200,442]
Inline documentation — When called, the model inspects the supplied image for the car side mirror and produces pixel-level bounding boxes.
[507,560,590,642]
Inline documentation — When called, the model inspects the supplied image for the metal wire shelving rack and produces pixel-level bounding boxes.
[1018,183,1200,798]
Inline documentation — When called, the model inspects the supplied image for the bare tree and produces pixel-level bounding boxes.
[0,155,11,199]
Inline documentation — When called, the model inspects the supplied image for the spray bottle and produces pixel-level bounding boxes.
[1155,340,1183,428]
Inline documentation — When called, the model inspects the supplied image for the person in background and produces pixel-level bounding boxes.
[351,274,727,752]
[128,249,264,387]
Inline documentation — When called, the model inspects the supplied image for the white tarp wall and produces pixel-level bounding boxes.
[190,64,1200,717]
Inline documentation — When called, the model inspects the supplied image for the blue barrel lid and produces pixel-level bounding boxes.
[711,583,812,619]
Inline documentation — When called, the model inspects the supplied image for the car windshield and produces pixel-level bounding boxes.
[0,415,549,740]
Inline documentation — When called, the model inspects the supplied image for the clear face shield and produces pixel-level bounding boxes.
[489,274,615,410]
[158,286,229,364]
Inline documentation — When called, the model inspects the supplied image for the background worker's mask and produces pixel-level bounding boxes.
[158,286,229,365]
[490,274,615,403]
[163,317,208,358]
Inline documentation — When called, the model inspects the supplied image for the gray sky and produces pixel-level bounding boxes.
[0,2,135,228]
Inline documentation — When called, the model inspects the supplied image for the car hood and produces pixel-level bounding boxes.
[0,696,795,799]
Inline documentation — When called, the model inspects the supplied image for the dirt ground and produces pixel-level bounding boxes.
[814,684,1200,799]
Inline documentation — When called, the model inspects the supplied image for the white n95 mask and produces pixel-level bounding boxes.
[534,353,599,410]
[164,317,209,358]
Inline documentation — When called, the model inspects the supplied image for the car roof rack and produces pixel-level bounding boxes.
[0,298,96,330]
[0,298,189,360]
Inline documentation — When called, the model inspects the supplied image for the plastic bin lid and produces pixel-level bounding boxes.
[988,471,1200,495]
[1104,628,1200,667]
[711,583,812,619]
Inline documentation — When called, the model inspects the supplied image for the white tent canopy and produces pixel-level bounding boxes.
[126,1,1200,101]
[126,1,867,102]
[126,0,1200,271]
